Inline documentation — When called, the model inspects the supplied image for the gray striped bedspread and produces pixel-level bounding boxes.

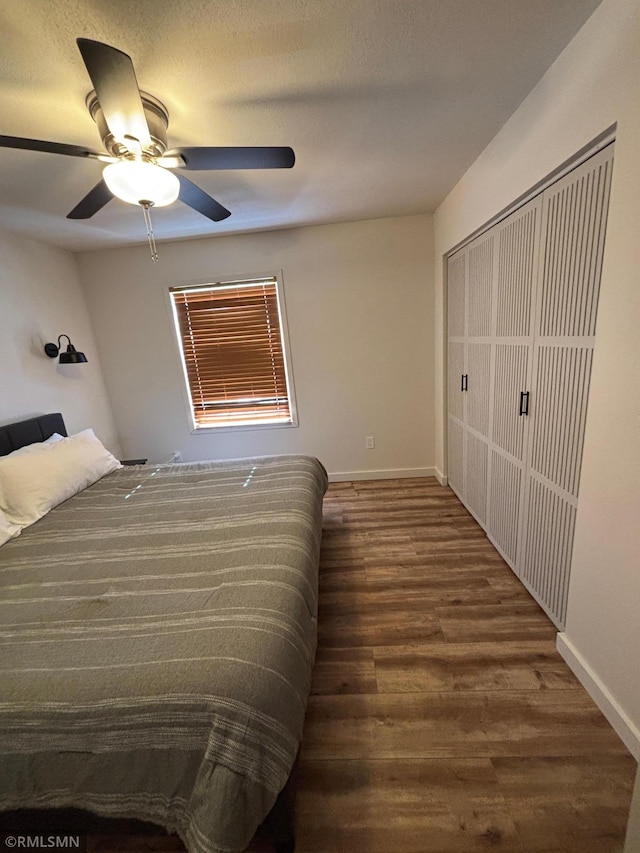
[0,455,328,853]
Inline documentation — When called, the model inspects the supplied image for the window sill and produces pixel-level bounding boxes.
[190,420,299,435]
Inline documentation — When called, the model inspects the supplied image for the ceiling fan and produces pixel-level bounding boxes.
[0,39,295,258]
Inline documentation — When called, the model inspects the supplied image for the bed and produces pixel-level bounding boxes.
[0,414,327,853]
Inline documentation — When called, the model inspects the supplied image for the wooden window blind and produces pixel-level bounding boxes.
[170,278,294,428]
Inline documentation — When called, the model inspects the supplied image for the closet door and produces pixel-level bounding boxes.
[446,249,467,500]
[464,232,494,525]
[486,197,541,564]
[518,145,614,627]
[445,142,614,631]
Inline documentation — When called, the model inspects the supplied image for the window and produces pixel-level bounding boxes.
[170,276,296,430]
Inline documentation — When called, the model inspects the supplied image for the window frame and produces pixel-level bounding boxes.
[168,271,298,434]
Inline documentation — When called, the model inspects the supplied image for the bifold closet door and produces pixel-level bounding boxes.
[446,249,466,500]
[485,197,541,565]
[518,144,614,627]
[446,232,494,524]
[464,233,494,525]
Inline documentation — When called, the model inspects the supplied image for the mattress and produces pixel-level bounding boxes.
[0,455,327,853]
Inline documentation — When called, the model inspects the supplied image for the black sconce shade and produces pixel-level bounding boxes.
[44,335,88,364]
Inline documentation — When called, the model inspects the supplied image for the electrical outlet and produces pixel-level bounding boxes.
[365,435,375,449]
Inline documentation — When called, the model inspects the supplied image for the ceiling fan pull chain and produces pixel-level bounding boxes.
[141,202,158,262]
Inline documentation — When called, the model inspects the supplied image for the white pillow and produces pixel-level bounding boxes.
[0,428,122,528]
[43,432,65,444]
[0,507,21,546]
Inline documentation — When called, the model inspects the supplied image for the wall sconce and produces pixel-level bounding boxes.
[44,334,88,364]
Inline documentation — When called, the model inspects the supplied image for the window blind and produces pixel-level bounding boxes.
[170,278,293,428]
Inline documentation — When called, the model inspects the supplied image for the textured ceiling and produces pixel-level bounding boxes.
[0,0,603,251]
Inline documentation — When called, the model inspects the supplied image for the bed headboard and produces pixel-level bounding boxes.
[0,413,67,457]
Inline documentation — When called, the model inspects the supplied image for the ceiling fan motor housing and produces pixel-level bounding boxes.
[86,90,169,159]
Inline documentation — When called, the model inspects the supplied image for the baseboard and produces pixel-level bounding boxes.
[556,633,640,760]
[328,467,435,483]
[435,467,448,486]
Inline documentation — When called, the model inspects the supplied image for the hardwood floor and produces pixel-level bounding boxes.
[292,477,636,853]
[45,478,640,851]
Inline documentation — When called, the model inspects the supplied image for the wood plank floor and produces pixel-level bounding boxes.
[24,478,640,851]
[290,478,636,853]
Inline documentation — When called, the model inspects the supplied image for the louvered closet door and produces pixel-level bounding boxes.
[519,144,614,627]
[464,232,494,525]
[486,197,542,564]
[447,249,467,500]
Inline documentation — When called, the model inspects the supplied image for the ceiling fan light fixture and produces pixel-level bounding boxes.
[102,160,179,207]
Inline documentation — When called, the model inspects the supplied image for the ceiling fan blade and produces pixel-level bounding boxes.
[67,180,113,219]
[77,38,151,150]
[0,135,104,160]
[164,146,295,171]
[177,174,231,221]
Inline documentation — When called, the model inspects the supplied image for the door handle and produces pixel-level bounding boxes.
[519,391,530,416]
[461,374,468,392]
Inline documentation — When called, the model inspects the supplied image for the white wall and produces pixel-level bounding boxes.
[434,0,640,754]
[0,226,120,454]
[77,214,434,478]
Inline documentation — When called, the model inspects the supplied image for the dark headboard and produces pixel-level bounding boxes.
[0,413,67,457]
